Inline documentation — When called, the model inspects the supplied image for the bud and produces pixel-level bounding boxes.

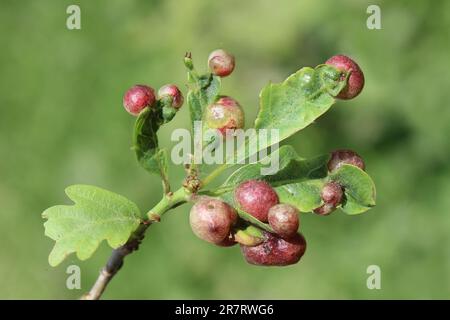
[208,49,235,77]
[123,85,156,116]
[184,52,194,70]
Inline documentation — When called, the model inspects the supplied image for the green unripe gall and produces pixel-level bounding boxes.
[204,96,245,136]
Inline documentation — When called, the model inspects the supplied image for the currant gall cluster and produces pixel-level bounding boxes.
[123,83,184,116]
[189,179,305,266]
[204,49,245,136]
[314,149,366,215]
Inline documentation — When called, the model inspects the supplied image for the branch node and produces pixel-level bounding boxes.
[148,212,161,223]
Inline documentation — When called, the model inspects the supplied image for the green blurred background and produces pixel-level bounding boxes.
[1,0,449,299]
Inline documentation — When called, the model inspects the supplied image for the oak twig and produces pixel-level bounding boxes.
[81,187,189,300]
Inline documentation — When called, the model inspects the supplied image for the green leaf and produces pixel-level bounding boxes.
[275,164,376,214]
[234,224,265,246]
[215,145,329,217]
[341,194,372,215]
[246,65,347,156]
[185,69,221,170]
[187,90,203,128]
[330,164,377,214]
[235,207,274,233]
[201,74,221,107]
[256,65,345,133]
[42,185,141,266]
[187,73,221,130]
[216,145,375,216]
[133,106,169,180]
[218,145,329,194]
[275,180,324,212]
